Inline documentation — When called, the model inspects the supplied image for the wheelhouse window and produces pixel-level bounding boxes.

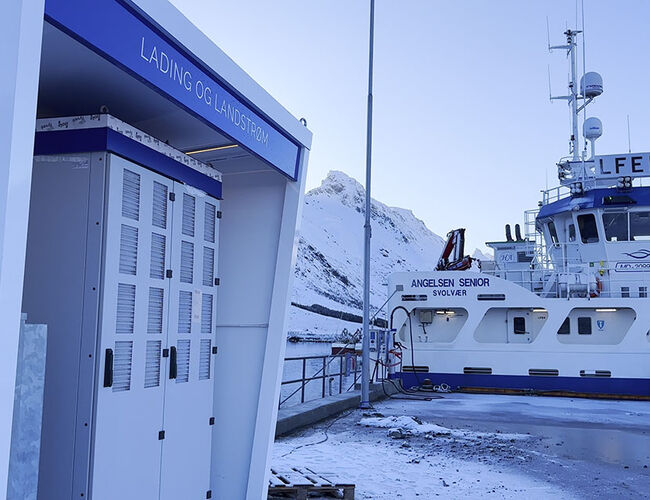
[630,211,650,241]
[577,214,599,243]
[577,317,592,335]
[557,317,570,334]
[603,212,628,241]
[568,224,576,242]
[547,221,559,245]
[513,317,526,334]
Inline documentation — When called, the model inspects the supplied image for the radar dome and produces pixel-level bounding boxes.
[580,72,603,98]
[583,117,602,140]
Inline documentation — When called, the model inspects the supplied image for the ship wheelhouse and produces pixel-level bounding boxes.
[484,186,650,298]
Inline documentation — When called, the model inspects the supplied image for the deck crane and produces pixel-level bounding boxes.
[436,228,473,271]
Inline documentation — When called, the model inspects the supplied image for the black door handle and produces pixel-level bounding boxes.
[103,348,113,387]
[169,346,177,379]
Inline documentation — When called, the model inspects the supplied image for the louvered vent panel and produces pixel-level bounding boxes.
[152,181,168,229]
[199,339,211,380]
[147,287,164,334]
[201,294,213,334]
[113,341,133,392]
[144,340,162,388]
[116,284,136,334]
[122,169,140,220]
[180,241,194,283]
[178,291,192,334]
[182,193,195,237]
[150,233,166,279]
[202,247,214,287]
[204,202,216,243]
[176,340,190,383]
[119,225,138,275]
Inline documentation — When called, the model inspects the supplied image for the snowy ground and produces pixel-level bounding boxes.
[272,393,650,499]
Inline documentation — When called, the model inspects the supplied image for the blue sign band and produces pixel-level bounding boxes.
[44,0,301,180]
[34,128,223,199]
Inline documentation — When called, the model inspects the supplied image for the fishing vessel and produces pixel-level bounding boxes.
[386,28,650,399]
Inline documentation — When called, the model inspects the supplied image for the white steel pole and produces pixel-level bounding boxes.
[360,0,375,409]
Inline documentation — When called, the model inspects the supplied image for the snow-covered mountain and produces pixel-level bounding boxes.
[288,171,445,339]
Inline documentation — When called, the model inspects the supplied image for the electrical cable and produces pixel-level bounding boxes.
[280,409,355,458]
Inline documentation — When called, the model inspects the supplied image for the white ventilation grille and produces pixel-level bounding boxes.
[202,247,214,287]
[147,287,164,334]
[144,340,162,388]
[178,291,192,334]
[204,202,216,243]
[150,233,166,279]
[119,225,138,275]
[152,181,168,229]
[180,241,194,284]
[182,193,195,237]
[113,341,133,392]
[201,294,213,334]
[116,284,136,334]
[176,340,190,383]
[122,169,140,220]
[199,339,211,380]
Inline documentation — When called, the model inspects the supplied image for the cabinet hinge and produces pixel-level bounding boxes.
[166,269,173,279]
[209,417,215,425]
[216,210,222,219]
[158,430,165,440]
[212,346,218,355]
[169,192,176,201]
[214,277,220,286]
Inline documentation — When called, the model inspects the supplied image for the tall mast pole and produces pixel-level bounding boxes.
[568,30,580,161]
[360,0,375,409]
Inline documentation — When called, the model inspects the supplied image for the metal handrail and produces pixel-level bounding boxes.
[280,352,362,408]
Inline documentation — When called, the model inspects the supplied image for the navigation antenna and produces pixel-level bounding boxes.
[548,22,602,161]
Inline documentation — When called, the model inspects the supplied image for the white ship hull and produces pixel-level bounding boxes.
[387,271,650,398]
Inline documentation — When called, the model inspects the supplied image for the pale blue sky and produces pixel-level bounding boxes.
[170,0,650,252]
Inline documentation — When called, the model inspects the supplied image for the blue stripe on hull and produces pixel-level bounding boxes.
[394,372,650,397]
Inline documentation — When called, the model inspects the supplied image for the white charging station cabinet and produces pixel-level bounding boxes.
[23,119,223,499]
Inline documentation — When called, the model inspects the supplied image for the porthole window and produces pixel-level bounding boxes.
[577,317,592,335]
[513,316,526,334]
[557,317,570,334]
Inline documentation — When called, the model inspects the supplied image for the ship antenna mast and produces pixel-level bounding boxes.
[549,28,582,161]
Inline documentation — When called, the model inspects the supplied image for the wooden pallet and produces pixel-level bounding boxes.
[269,467,354,499]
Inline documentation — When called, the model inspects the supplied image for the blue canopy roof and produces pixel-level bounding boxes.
[538,186,650,219]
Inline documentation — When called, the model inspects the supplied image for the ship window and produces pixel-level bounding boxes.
[513,317,526,334]
[568,224,576,242]
[640,287,647,298]
[603,212,628,241]
[630,211,650,241]
[577,317,592,335]
[577,214,599,243]
[557,317,570,334]
[621,287,630,298]
[547,221,559,245]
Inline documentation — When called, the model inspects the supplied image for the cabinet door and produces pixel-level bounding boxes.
[91,156,172,499]
[160,183,219,500]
